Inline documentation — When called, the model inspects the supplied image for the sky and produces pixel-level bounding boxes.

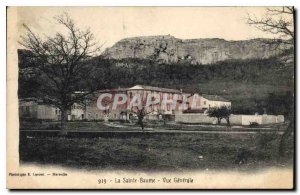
[15,7,293,51]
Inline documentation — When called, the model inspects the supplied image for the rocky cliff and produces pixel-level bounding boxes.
[103,35,289,64]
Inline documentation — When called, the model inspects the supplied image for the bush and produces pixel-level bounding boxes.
[249,122,259,128]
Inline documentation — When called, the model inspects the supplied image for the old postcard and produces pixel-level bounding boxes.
[7,6,295,189]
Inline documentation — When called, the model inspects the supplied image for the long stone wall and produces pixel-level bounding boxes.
[175,114,217,124]
[175,114,284,125]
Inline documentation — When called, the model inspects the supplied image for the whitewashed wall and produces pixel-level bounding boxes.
[175,114,284,125]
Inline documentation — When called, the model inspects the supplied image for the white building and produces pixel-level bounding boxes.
[69,103,85,120]
[199,94,231,109]
[19,98,60,120]
[128,85,184,117]
[184,93,231,114]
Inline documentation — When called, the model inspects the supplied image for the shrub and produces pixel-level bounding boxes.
[249,122,259,128]
[208,106,231,125]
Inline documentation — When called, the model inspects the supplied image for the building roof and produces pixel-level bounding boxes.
[201,94,230,102]
[129,85,181,93]
[95,88,129,93]
[183,108,208,114]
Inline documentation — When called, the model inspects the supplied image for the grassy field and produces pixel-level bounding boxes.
[19,128,293,171]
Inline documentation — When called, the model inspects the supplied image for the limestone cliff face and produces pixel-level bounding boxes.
[103,35,288,64]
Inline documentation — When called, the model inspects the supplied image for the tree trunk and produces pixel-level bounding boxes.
[139,118,144,131]
[217,118,221,125]
[226,117,231,126]
[141,122,144,131]
[278,120,294,158]
[59,107,68,135]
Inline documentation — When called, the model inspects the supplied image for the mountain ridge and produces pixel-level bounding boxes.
[102,35,290,64]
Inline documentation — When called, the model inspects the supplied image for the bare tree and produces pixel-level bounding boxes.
[247,7,294,44]
[19,13,104,134]
[102,96,112,122]
[129,95,159,131]
[247,7,294,158]
[130,107,150,131]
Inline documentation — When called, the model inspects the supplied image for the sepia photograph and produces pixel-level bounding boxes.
[6,6,295,189]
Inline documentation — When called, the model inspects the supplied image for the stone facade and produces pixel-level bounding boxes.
[82,85,187,121]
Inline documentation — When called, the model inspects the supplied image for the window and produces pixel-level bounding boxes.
[203,101,206,105]
[55,109,60,115]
